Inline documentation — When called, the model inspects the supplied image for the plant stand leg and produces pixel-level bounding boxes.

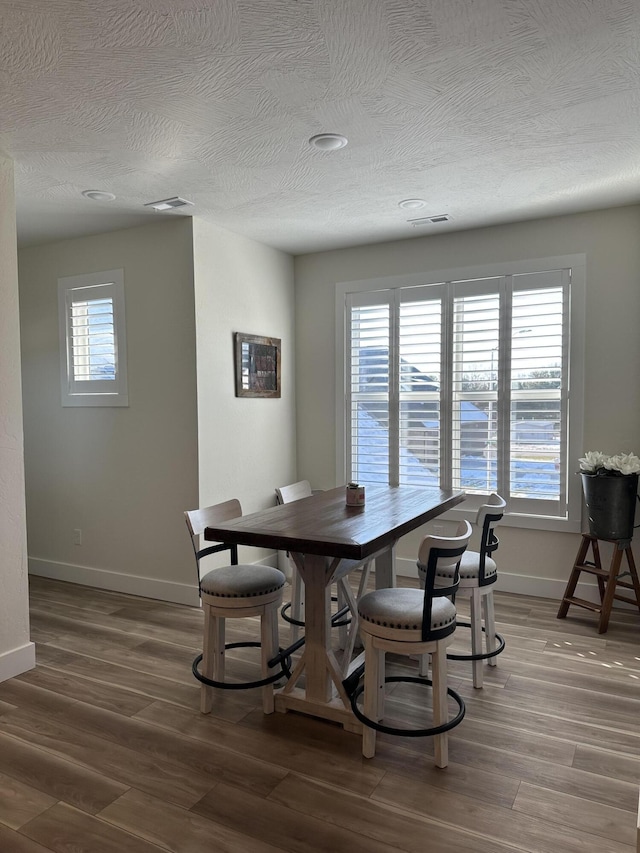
[598,546,624,634]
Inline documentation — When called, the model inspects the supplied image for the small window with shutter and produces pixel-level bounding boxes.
[58,269,128,406]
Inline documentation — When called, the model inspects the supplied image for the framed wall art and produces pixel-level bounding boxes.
[234,332,281,398]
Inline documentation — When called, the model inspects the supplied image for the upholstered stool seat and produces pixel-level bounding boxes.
[351,521,472,768]
[200,565,285,598]
[185,500,288,715]
[358,588,456,637]
[457,552,497,582]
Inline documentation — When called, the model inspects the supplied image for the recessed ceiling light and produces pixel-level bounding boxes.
[82,190,116,202]
[398,198,427,210]
[309,133,348,151]
[144,196,194,211]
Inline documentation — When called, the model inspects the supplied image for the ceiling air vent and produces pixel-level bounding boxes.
[144,196,194,211]
[408,214,451,226]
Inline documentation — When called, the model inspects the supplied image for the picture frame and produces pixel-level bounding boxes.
[234,332,281,398]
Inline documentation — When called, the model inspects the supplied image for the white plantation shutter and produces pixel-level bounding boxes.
[58,270,128,406]
[508,271,567,516]
[398,288,443,486]
[346,292,391,484]
[343,265,574,520]
[452,280,501,495]
[69,295,116,384]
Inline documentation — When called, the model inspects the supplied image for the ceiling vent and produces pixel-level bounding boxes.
[144,196,194,211]
[408,214,451,226]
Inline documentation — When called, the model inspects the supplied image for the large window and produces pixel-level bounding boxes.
[58,269,128,407]
[337,257,585,529]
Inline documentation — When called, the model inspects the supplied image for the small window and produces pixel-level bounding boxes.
[58,269,128,407]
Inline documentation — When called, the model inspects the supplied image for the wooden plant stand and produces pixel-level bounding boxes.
[557,534,640,633]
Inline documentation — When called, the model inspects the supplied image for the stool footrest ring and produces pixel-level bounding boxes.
[281,598,351,629]
[280,601,305,628]
[192,641,291,690]
[349,675,466,738]
[447,621,506,661]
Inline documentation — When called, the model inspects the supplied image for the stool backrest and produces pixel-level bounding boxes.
[417,520,472,641]
[184,499,242,592]
[476,493,506,584]
[275,480,312,505]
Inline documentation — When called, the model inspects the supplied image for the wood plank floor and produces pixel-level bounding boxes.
[0,574,638,852]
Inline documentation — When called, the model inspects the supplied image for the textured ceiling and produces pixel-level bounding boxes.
[2,0,640,254]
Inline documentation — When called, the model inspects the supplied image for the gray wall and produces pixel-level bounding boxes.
[192,218,297,567]
[294,205,640,598]
[18,215,297,603]
[19,218,200,603]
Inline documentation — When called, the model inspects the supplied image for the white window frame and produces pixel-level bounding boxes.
[336,255,586,532]
[58,269,128,407]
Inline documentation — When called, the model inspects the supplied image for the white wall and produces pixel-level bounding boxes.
[0,152,34,681]
[19,218,199,604]
[294,206,640,598]
[192,219,296,566]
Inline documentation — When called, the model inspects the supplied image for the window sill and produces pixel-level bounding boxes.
[442,504,581,534]
[62,394,129,407]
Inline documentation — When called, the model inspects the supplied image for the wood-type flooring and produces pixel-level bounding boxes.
[0,574,638,852]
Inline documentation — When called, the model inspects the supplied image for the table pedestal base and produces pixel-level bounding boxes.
[274,688,362,733]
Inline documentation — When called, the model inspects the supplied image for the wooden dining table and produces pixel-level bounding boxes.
[204,484,465,730]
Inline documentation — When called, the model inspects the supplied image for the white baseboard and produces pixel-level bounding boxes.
[0,641,36,683]
[29,558,200,607]
[27,554,624,611]
[29,554,281,607]
[396,557,625,607]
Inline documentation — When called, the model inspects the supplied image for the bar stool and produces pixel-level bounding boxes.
[185,500,288,715]
[350,521,472,767]
[420,493,506,688]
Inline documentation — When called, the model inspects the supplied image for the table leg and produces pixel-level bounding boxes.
[298,553,333,702]
[375,545,396,589]
[275,552,363,731]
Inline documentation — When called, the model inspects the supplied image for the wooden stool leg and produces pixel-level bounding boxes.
[431,642,449,768]
[599,547,624,634]
[260,605,278,714]
[201,607,225,715]
[419,652,430,677]
[415,572,430,676]
[483,591,498,667]
[470,588,483,688]
[363,634,383,758]
[200,603,214,714]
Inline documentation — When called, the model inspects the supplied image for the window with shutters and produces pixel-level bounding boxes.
[58,269,128,407]
[337,256,585,529]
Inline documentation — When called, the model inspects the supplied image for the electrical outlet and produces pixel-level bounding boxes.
[73,528,82,546]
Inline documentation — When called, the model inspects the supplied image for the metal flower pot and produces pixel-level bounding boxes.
[581,473,638,541]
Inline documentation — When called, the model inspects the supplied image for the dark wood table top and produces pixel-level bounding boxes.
[204,485,465,561]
